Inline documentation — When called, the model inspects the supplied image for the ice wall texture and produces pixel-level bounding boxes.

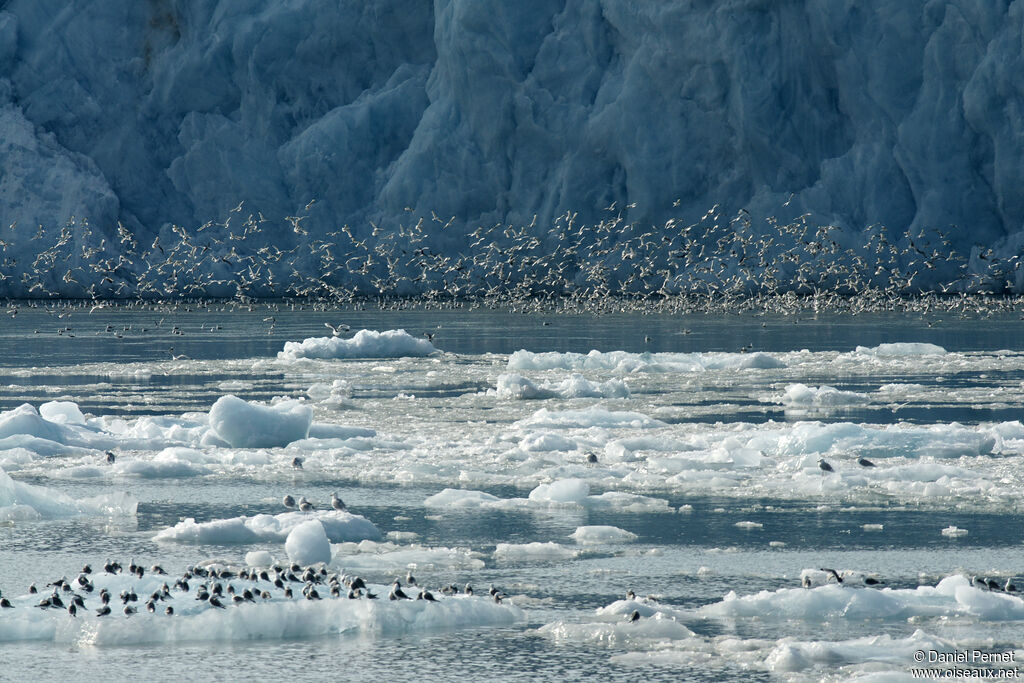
[1,1,1022,267]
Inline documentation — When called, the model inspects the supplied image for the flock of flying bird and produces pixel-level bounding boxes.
[0,203,1022,314]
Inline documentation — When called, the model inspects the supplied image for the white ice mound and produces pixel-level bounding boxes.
[285,519,332,565]
[0,466,136,520]
[494,542,579,562]
[508,349,785,373]
[528,478,590,503]
[765,629,959,674]
[332,540,485,572]
[495,373,630,400]
[516,407,665,430]
[153,509,382,545]
[113,447,212,478]
[0,573,523,646]
[245,550,275,567]
[0,403,68,443]
[208,395,312,448]
[541,599,695,645]
[700,575,1024,622]
[776,383,869,407]
[422,488,503,508]
[424,484,671,513]
[569,526,638,544]
[38,401,87,425]
[278,329,436,360]
[855,342,947,357]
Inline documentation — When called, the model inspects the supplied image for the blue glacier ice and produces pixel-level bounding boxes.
[0,1,1022,296]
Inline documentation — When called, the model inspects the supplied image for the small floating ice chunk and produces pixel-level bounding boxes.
[538,616,695,645]
[494,542,579,562]
[776,383,868,407]
[855,342,947,357]
[941,525,968,537]
[0,404,66,443]
[569,525,638,544]
[495,373,629,400]
[495,374,555,400]
[0,465,136,519]
[734,521,763,529]
[424,488,503,508]
[528,478,590,504]
[519,432,578,452]
[332,540,484,572]
[154,509,381,544]
[278,329,437,360]
[208,395,312,448]
[507,349,785,373]
[245,550,274,567]
[38,401,86,425]
[517,407,664,430]
[863,524,884,531]
[731,352,786,369]
[307,423,376,439]
[584,491,672,513]
[285,519,332,565]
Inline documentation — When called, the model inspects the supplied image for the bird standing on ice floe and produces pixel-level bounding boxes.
[389,581,410,600]
[817,458,834,473]
[283,494,296,510]
[105,451,116,464]
[629,610,640,622]
[292,456,303,470]
[857,457,876,467]
[299,497,314,513]
[331,493,346,511]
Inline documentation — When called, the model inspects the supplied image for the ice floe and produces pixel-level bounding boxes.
[493,542,580,562]
[773,383,870,407]
[699,575,1024,622]
[569,525,637,544]
[0,568,523,646]
[494,373,630,400]
[153,510,382,545]
[423,482,671,513]
[208,395,312,448]
[278,329,437,360]
[0,465,136,521]
[508,349,785,373]
[332,540,485,572]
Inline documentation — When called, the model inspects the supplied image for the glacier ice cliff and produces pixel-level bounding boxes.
[0,0,1023,296]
